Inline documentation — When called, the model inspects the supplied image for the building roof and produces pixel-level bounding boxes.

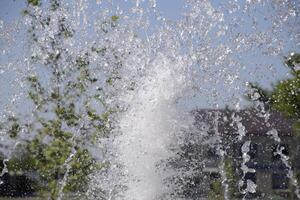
[192,108,295,137]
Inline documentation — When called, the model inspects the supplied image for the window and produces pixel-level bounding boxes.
[272,173,289,189]
[240,172,256,191]
[237,142,258,159]
[249,143,258,159]
[245,172,256,184]
[207,147,219,158]
[210,172,221,180]
[272,144,289,161]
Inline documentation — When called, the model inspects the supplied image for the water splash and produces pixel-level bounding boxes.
[109,51,190,199]
[0,0,299,199]
[0,159,8,185]
[214,112,229,200]
[238,141,257,195]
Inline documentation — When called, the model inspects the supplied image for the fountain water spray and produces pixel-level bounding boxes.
[0,0,299,200]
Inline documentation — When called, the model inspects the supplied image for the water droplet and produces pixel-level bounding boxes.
[0,20,3,30]
[150,0,156,8]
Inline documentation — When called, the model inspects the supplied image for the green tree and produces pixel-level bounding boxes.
[208,179,224,200]
[0,0,120,199]
[248,53,300,136]
[207,159,236,200]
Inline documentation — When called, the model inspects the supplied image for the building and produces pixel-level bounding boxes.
[175,108,299,199]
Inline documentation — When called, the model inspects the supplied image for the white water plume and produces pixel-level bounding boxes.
[115,53,190,200]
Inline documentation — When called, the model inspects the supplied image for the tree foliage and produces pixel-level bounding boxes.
[248,53,300,135]
[0,0,121,199]
[271,53,300,118]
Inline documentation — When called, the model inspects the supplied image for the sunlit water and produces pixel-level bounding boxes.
[0,0,299,199]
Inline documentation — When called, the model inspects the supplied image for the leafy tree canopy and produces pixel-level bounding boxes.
[248,53,300,135]
[0,0,122,199]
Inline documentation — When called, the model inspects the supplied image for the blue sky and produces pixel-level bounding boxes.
[0,0,299,112]
[0,0,184,22]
